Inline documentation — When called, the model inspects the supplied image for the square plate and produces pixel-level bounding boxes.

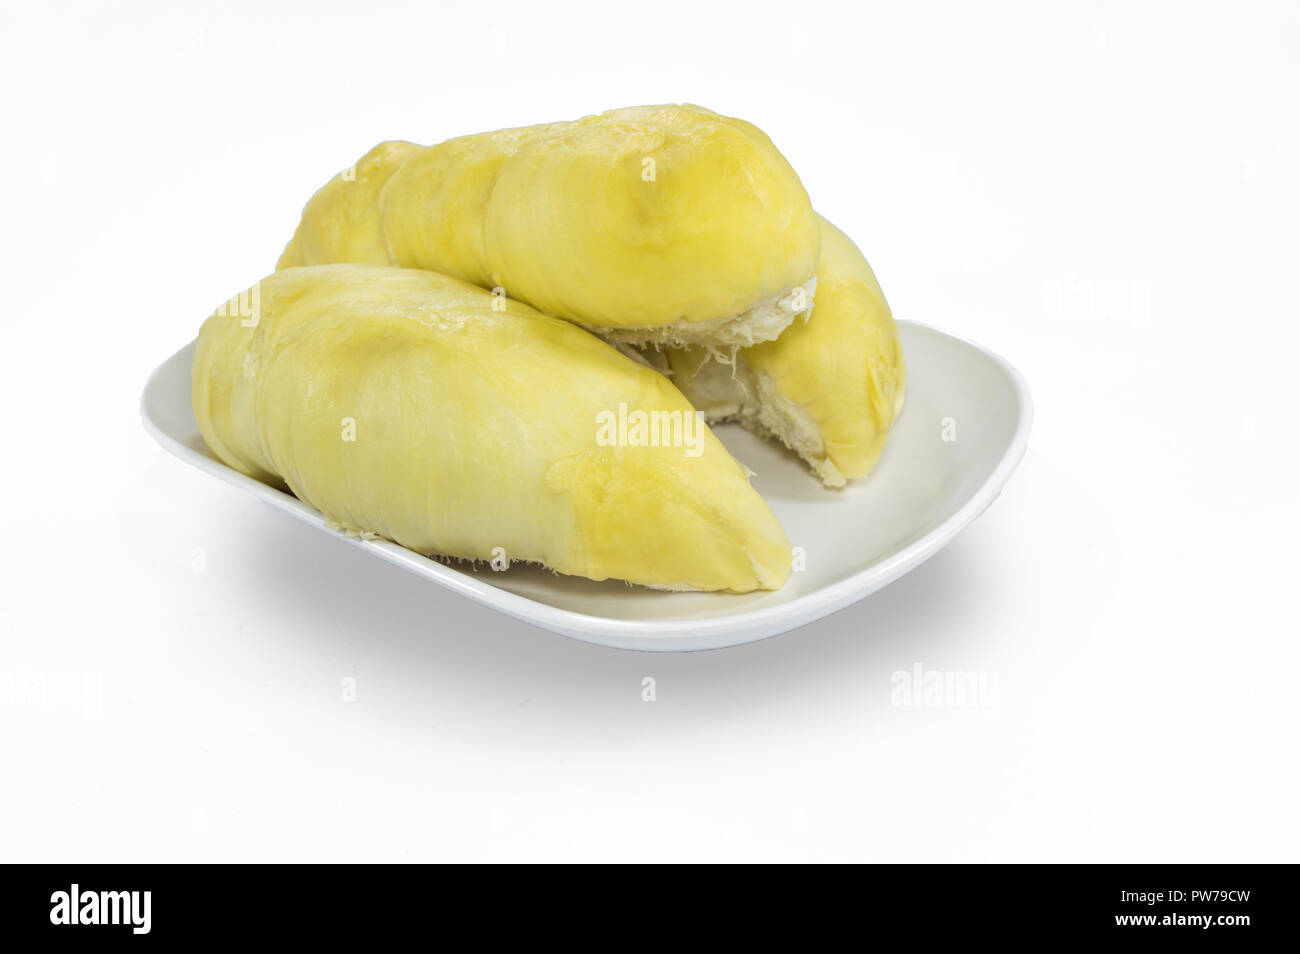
[141,321,1031,651]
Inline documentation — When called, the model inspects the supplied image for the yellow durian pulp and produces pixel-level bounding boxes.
[277,140,422,268]
[192,265,792,592]
[277,105,820,348]
[667,217,906,487]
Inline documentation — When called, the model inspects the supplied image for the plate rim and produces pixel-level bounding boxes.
[141,319,1032,651]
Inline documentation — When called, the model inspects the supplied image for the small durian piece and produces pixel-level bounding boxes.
[667,217,905,487]
[193,264,792,592]
[277,105,819,348]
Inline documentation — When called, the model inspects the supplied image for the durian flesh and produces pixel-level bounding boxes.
[192,264,793,592]
[666,217,906,487]
[277,105,820,348]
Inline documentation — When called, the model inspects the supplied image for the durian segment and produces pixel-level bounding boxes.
[277,105,820,347]
[193,265,792,592]
[667,217,906,487]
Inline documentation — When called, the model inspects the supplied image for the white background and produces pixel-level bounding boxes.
[1,0,1297,862]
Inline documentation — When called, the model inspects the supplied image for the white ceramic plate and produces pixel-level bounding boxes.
[141,321,1031,651]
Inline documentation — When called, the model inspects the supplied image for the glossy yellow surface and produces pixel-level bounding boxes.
[192,265,791,592]
[669,217,905,483]
[277,105,819,334]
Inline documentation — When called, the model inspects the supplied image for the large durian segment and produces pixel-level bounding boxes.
[277,105,820,348]
[193,265,792,592]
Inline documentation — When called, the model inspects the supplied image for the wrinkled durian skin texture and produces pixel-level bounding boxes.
[669,217,906,484]
[277,105,820,332]
[192,265,791,592]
